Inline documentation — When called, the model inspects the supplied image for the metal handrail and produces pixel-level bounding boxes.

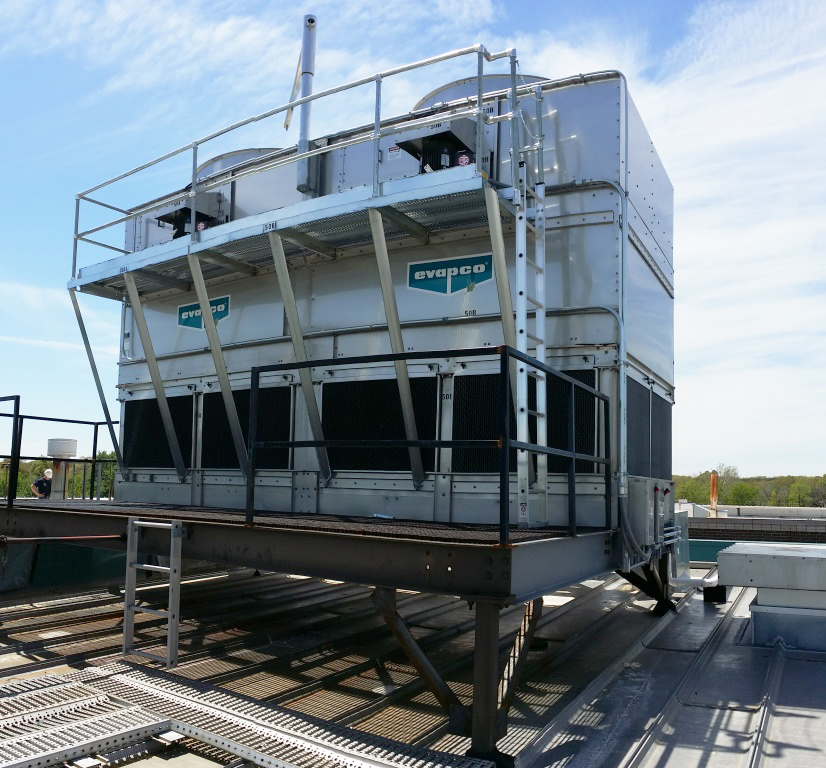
[244,345,611,544]
[72,43,517,277]
[0,408,120,502]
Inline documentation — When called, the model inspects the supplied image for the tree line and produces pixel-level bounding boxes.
[0,451,117,500]
[675,464,826,507]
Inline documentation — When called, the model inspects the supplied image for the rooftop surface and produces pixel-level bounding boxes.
[0,558,823,767]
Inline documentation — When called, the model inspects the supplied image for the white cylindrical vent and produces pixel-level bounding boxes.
[47,438,78,458]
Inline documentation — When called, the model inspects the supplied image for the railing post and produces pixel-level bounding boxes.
[567,382,576,536]
[190,143,199,243]
[245,369,260,525]
[499,347,510,545]
[604,399,612,530]
[7,397,21,507]
[90,422,99,500]
[372,75,382,197]
[72,197,80,279]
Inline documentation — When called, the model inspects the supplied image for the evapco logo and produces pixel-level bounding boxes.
[177,296,230,329]
[407,254,493,295]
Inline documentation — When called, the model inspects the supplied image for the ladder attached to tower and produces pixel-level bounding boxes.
[514,85,548,527]
[122,517,183,668]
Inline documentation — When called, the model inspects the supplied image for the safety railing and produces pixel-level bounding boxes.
[244,346,611,544]
[0,403,119,505]
[72,43,521,278]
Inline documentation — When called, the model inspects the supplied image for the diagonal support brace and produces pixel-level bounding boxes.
[368,209,425,487]
[497,597,543,715]
[372,587,466,722]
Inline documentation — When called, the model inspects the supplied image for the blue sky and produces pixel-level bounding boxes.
[0,0,824,477]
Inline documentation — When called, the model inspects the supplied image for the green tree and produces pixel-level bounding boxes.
[787,478,812,507]
[811,480,826,508]
[675,475,707,503]
[728,482,759,505]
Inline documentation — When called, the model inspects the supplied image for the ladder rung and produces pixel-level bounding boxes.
[132,520,174,530]
[129,649,171,664]
[527,371,545,380]
[527,332,544,343]
[526,294,543,308]
[527,410,546,418]
[525,220,538,236]
[129,604,170,618]
[526,258,544,273]
[131,563,171,574]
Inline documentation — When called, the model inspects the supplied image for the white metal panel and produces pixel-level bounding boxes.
[540,79,623,188]
[624,242,674,386]
[719,543,826,590]
[625,94,674,264]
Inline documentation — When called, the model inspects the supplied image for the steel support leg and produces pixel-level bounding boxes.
[267,233,331,482]
[187,254,250,476]
[469,600,504,763]
[69,289,124,469]
[123,275,186,481]
[368,208,424,487]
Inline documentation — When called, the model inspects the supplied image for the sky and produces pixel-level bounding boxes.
[0,0,824,477]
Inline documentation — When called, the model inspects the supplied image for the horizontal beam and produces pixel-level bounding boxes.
[376,206,430,244]
[3,506,619,603]
[198,251,258,277]
[132,268,191,293]
[279,228,337,259]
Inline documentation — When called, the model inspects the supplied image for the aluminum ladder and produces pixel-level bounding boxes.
[122,517,183,668]
[515,86,548,526]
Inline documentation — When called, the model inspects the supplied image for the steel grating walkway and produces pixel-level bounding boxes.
[0,664,494,768]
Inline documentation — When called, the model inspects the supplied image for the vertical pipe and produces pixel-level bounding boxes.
[710,471,719,516]
[498,347,510,545]
[90,423,99,499]
[296,14,317,194]
[7,397,20,507]
[567,382,576,536]
[475,50,484,169]
[508,50,519,203]
[245,369,260,524]
[372,76,382,197]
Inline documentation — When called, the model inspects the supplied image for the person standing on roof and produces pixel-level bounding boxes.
[31,468,52,499]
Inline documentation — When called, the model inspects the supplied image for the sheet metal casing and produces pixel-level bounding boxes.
[113,73,673,533]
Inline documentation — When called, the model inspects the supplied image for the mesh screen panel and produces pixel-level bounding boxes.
[452,370,597,474]
[123,395,193,469]
[321,377,437,471]
[546,370,597,473]
[203,388,291,469]
[452,374,517,473]
[627,377,651,477]
[651,392,672,479]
